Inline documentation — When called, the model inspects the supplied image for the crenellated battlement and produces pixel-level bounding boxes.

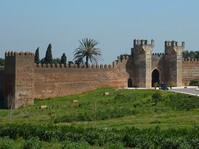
[35,54,129,70]
[164,40,185,55]
[152,53,165,56]
[152,53,165,59]
[183,58,199,61]
[36,63,117,69]
[5,51,34,57]
[165,41,185,47]
[133,39,154,47]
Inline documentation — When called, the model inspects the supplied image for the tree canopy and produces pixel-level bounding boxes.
[61,53,67,64]
[74,38,102,67]
[0,58,5,66]
[34,47,40,64]
[182,50,199,58]
[44,44,53,64]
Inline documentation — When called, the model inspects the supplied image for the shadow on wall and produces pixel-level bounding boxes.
[125,56,135,87]
[0,69,4,108]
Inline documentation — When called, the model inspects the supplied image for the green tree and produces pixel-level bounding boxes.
[75,58,84,66]
[182,50,189,58]
[0,58,5,66]
[44,44,53,64]
[153,82,159,89]
[40,58,45,64]
[34,47,40,64]
[53,58,61,64]
[61,53,67,65]
[74,38,102,67]
[182,50,199,58]
[195,51,199,58]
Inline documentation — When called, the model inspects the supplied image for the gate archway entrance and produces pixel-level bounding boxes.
[152,69,160,87]
[128,78,133,87]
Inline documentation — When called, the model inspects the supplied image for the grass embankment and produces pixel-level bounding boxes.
[0,88,199,148]
[0,87,199,129]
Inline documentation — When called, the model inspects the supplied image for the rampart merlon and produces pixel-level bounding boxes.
[0,39,199,109]
[35,55,129,69]
[133,39,154,46]
[165,41,185,47]
[5,51,35,57]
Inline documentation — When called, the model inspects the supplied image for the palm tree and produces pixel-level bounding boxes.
[74,38,102,67]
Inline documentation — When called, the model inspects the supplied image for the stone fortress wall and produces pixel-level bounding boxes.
[182,58,199,85]
[33,57,130,99]
[1,39,199,109]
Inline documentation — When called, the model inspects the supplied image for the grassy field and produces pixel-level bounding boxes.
[0,87,199,129]
[1,87,199,148]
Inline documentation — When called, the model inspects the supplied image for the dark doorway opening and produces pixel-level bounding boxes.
[152,69,160,87]
[128,78,133,87]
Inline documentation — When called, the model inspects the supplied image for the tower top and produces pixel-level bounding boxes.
[133,39,154,47]
[165,41,185,47]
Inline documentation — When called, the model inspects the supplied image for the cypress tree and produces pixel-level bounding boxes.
[44,44,53,64]
[34,47,40,64]
[61,53,67,65]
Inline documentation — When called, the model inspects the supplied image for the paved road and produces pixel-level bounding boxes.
[170,87,199,96]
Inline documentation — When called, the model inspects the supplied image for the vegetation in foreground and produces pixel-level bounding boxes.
[0,87,199,128]
[0,124,199,149]
[0,87,199,148]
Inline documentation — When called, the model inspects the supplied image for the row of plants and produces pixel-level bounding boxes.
[0,136,100,149]
[0,136,42,149]
[54,107,137,123]
[166,93,199,111]
[0,124,199,148]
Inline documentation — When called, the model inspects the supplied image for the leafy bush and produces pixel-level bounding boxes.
[0,124,199,148]
[54,108,136,123]
[104,142,125,149]
[167,94,199,111]
[23,137,42,149]
[0,137,15,149]
[152,92,162,105]
[114,94,131,103]
[189,79,199,86]
[62,141,90,149]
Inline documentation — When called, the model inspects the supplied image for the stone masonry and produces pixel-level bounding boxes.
[0,39,199,109]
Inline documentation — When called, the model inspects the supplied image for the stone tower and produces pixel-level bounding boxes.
[131,39,154,88]
[4,52,34,109]
[164,41,185,86]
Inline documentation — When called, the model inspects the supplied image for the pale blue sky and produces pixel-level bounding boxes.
[0,0,199,64]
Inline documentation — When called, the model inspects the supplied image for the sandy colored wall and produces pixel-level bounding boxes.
[15,53,35,108]
[151,54,165,83]
[182,59,199,85]
[34,58,130,99]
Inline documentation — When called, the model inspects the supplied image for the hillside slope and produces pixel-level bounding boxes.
[0,87,199,129]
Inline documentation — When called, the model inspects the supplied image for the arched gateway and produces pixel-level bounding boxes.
[128,78,133,87]
[152,69,160,87]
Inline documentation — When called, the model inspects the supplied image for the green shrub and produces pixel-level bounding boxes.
[149,120,161,124]
[23,137,42,149]
[167,94,199,111]
[189,79,199,86]
[62,141,90,149]
[152,92,162,105]
[104,142,125,149]
[114,94,136,103]
[54,108,136,123]
[0,137,15,149]
[1,124,199,148]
